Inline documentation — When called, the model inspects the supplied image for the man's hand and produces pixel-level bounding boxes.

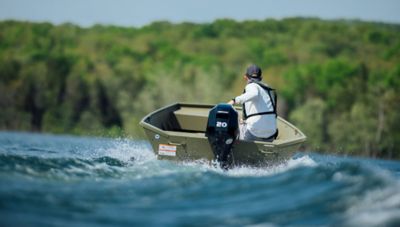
[227,100,234,105]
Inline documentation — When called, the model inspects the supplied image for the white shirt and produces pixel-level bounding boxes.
[234,82,277,138]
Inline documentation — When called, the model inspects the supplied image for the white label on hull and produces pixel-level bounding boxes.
[158,144,177,156]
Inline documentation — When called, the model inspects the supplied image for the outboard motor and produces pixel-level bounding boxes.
[205,104,239,169]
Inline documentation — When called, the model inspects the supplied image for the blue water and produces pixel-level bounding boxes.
[0,132,400,226]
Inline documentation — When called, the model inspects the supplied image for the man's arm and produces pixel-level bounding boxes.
[233,84,258,104]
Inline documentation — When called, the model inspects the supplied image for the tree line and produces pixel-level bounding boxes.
[0,18,399,159]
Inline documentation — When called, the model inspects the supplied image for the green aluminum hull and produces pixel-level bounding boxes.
[139,103,306,167]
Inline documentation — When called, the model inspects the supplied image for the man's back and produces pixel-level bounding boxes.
[242,83,276,138]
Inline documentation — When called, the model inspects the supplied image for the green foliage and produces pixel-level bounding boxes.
[290,98,327,150]
[0,19,399,159]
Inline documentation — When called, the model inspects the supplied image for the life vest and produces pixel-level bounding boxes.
[242,81,277,120]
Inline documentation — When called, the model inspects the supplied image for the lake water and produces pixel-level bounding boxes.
[1,131,400,226]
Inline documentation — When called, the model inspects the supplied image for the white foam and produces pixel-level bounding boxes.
[223,155,316,177]
[343,182,400,226]
[287,155,318,168]
[177,155,318,178]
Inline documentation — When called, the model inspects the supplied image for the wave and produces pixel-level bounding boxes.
[343,181,400,226]
[0,154,130,179]
[0,136,157,180]
[1,132,400,226]
[1,150,399,226]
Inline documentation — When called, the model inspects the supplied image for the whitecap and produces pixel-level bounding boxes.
[343,182,400,226]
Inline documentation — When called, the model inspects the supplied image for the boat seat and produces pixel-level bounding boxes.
[173,107,209,132]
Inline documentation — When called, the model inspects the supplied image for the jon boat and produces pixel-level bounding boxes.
[140,103,306,168]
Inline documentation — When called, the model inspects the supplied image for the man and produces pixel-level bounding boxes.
[228,64,278,141]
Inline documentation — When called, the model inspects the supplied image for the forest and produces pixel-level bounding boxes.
[0,18,399,159]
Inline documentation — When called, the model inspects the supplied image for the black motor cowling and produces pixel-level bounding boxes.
[205,104,239,169]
